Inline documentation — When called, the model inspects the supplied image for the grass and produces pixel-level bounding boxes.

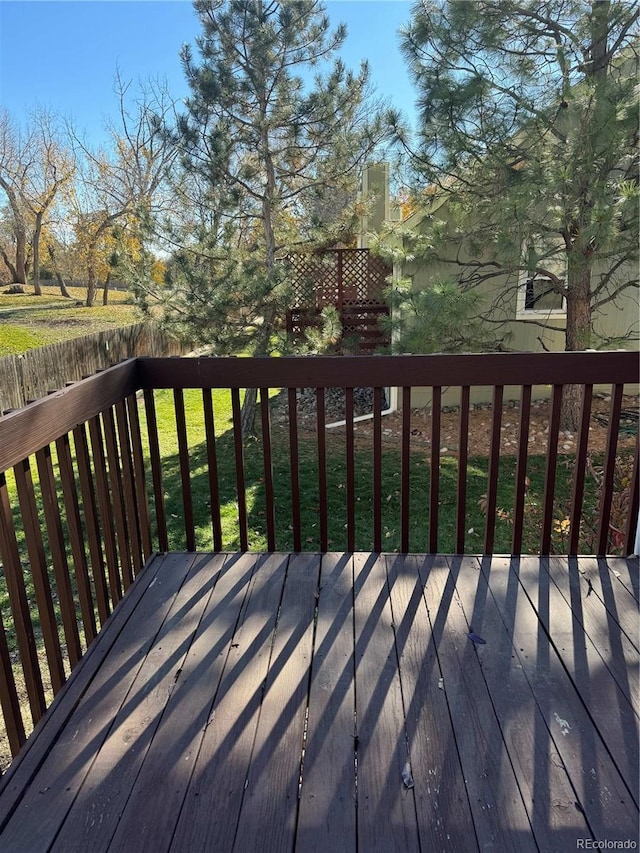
[0,286,141,354]
[0,325,65,356]
[146,389,602,555]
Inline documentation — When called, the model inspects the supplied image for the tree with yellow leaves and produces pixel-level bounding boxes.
[69,75,176,307]
[0,107,75,293]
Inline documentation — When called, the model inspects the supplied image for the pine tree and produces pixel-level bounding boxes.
[395,0,639,427]
[160,0,388,433]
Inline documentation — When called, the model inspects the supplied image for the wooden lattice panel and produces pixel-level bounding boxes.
[284,252,339,310]
[283,248,391,352]
[284,249,390,309]
[341,250,389,303]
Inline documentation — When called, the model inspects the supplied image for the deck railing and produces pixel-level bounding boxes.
[0,351,637,762]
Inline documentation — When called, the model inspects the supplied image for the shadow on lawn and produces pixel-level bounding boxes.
[154,425,590,555]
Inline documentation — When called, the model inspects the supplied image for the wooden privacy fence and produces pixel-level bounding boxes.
[0,351,637,757]
[0,322,184,413]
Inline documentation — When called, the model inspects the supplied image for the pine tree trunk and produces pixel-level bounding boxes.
[559,5,607,431]
[238,102,278,440]
[239,305,278,437]
[562,262,592,431]
[240,387,259,437]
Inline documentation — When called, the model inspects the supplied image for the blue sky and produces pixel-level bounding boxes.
[0,1,416,144]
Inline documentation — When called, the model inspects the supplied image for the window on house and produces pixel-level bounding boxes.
[524,276,564,310]
[517,239,566,315]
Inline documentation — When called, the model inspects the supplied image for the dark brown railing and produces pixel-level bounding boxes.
[0,351,637,762]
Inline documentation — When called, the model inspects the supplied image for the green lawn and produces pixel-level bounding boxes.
[146,389,600,555]
[0,286,141,354]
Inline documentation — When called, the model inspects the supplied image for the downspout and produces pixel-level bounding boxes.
[325,392,396,430]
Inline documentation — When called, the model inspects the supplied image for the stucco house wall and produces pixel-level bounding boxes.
[359,165,638,410]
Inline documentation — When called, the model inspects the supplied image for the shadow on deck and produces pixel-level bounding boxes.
[0,552,637,852]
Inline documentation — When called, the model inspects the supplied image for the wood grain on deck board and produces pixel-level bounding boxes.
[517,557,639,811]
[420,556,537,852]
[545,557,639,721]
[296,553,357,853]
[385,554,474,852]
[468,556,592,847]
[169,553,289,853]
[0,552,197,853]
[353,552,420,853]
[232,553,320,853]
[108,552,258,853]
[604,556,640,604]
[0,551,164,824]
[572,558,639,652]
[50,552,223,853]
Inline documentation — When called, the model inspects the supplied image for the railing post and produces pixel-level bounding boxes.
[624,434,639,556]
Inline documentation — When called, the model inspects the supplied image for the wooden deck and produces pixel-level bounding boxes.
[0,552,637,852]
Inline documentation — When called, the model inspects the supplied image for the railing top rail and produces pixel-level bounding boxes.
[0,351,637,473]
[0,359,138,473]
[136,351,639,390]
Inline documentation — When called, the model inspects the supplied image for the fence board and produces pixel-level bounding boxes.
[0,323,183,415]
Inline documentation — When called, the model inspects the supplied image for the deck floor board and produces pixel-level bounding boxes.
[170,552,289,853]
[107,551,256,853]
[53,552,221,853]
[232,553,320,853]
[421,556,537,852]
[0,552,637,853]
[545,557,639,709]
[353,553,420,853]
[0,552,197,853]
[473,555,593,846]
[385,554,474,852]
[578,557,640,649]
[296,553,357,853]
[501,556,638,840]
